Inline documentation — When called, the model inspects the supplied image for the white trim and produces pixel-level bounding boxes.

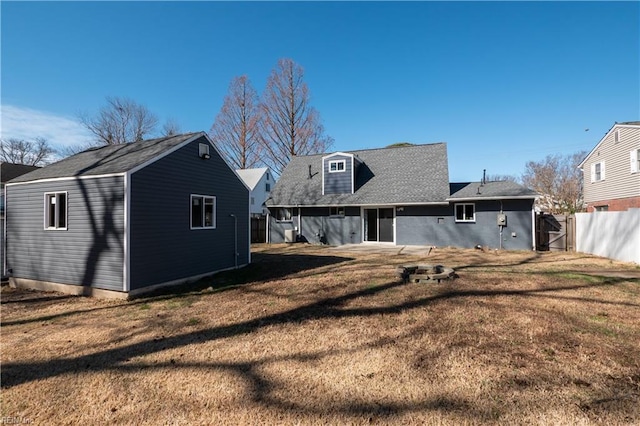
[3,184,6,277]
[328,159,346,173]
[6,172,126,187]
[268,201,449,208]
[43,191,68,231]
[531,208,536,251]
[322,152,354,160]
[351,156,355,194]
[123,172,131,292]
[447,195,538,202]
[454,203,476,223]
[190,194,217,229]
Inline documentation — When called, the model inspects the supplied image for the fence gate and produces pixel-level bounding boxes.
[536,213,575,252]
[251,216,267,243]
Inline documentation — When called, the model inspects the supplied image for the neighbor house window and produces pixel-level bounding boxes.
[275,207,292,222]
[251,197,255,205]
[266,183,271,192]
[594,205,608,212]
[591,161,605,182]
[44,192,67,230]
[329,160,346,173]
[191,195,216,229]
[455,203,475,222]
[631,149,640,173]
[329,206,345,217]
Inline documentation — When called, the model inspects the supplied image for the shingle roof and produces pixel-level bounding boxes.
[266,143,451,206]
[1,163,40,183]
[236,167,269,190]
[449,181,537,200]
[8,132,202,183]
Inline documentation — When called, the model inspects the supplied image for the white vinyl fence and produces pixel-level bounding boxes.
[575,208,640,264]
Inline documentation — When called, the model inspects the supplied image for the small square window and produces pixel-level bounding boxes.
[44,192,67,230]
[455,203,475,223]
[329,160,346,173]
[191,195,216,229]
[275,207,292,222]
[329,206,345,217]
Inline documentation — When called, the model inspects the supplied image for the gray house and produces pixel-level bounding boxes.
[4,132,250,298]
[266,143,537,250]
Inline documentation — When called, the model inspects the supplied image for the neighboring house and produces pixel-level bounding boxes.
[4,132,250,298]
[266,144,537,250]
[1,163,41,279]
[235,167,274,217]
[578,121,640,212]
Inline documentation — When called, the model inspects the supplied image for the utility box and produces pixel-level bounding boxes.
[497,213,507,226]
[284,229,297,243]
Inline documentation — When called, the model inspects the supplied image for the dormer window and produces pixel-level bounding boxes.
[329,160,346,173]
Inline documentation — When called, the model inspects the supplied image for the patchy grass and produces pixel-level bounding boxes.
[1,244,639,425]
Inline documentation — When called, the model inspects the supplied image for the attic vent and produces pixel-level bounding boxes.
[199,143,210,159]
[614,129,620,143]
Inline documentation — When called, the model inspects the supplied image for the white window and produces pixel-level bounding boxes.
[191,195,216,229]
[275,207,292,222]
[455,203,475,222]
[631,149,640,173]
[44,192,67,230]
[329,206,345,217]
[329,160,346,173]
[591,161,605,182]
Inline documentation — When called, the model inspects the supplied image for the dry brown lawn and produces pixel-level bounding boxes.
[1,244,639,425]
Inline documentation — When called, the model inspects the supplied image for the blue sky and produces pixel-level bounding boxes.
[1,1,638,182]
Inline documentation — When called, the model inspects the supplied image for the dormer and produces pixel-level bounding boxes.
[322,152,361,195]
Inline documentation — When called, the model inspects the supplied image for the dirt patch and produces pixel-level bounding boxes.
[2,245,639,424]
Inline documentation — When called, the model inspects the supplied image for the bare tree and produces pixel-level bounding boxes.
[162,118,182,137]
[259,58,333,175]
[522,151,587,214]
[79,96,158,145]
[0,137,56,166]
[209,75,262,169]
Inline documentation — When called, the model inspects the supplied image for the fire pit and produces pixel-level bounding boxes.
[396,264,456,283]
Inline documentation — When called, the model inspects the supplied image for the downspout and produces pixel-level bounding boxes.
[499,201,503,250]
[230,214,238,269]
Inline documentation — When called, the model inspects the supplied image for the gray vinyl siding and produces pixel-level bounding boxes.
[396,200,534,250]
[129,136,249,290]
[268,208,299,243]
[583,126,640,204]
[324,155,353,195]
[301,207,361,245]
[5,176,125,290]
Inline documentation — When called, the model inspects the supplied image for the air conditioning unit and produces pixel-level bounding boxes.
[284,229,297,243]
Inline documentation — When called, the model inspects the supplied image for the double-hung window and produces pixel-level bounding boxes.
[191,195,216,229]
[591,161,605,182]
[44,192,67,230]
[455,203,475,223]
[329,160,346,173]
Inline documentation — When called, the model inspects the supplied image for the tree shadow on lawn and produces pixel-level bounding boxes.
[1,253,354,327]
[2,275,633,387]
